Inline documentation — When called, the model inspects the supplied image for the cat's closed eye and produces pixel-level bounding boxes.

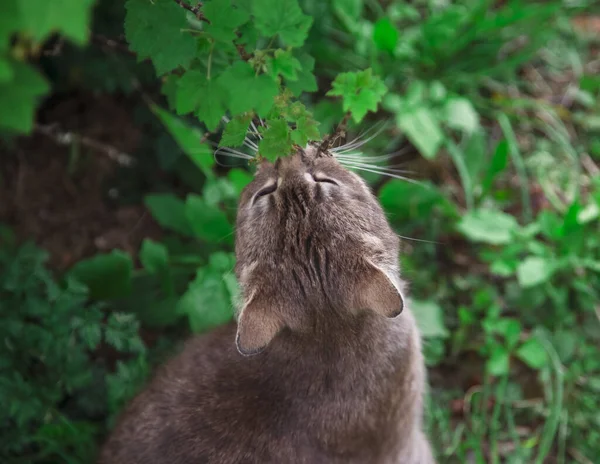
[252,183,277,205]
[312,174,339,186]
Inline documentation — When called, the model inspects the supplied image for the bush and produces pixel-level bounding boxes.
[0,229,147,462]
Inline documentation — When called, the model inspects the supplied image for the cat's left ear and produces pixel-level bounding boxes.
[235,293,284,356]
[353,262,404,318]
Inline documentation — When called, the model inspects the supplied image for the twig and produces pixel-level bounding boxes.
[235,43,252,61]
[35,124,135,167]
[173,0,209,23]
[318,112,351,154]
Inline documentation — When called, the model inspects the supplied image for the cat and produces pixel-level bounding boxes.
[99,143,435,464]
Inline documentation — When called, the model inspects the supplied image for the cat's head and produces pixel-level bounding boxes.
[234,144,405,355]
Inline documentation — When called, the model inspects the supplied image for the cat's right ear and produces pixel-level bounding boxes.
[235,294,284,356]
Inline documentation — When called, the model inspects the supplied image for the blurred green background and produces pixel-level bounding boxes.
[1,0,599,462]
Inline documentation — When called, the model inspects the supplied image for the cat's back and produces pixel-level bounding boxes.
[100,324,324,464]
[99,316,429,464]
[100,324,256,463]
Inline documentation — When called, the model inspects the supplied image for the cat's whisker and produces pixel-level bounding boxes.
[336,156,409,170]
[338,145,413,162]
[243,139,259,151]
[250,120,263,140]
[332,121,388,153]
[214,154,241,167]
[215,146,255,160]
[336,157,412,170]
[335,153,397,163]
[338,162,415,176]
[342,164,421,184]
[397,234,440,245]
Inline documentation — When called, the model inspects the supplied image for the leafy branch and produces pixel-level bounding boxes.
[125,0,388,161]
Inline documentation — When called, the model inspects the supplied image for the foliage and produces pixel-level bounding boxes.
[1,0,600,462]
[0,0,95,133]
[0,230,147,462]
[123,0,330,160]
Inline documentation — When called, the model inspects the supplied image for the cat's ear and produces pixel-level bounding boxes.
[354,262,404,318]
[236,294,284,356]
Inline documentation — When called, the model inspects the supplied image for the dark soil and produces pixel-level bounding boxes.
[0,92,162,271]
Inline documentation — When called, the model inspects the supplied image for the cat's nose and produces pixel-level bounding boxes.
[277,155,309,185]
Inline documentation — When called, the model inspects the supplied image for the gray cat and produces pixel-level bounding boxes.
[99,144,435,464]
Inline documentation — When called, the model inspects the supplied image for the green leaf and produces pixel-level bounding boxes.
[411,300,449,338]
[175,70,204,115]
[333,0,363,21]
[161,73,180,109]
[195,79,227,131]
[291,116,320,146]
[462,131,486,193]
[253,0,313,47]
[373,18,398,54]
[204,0,249,42]
[228,168,253,195]
[490,259,517,277]
[552,330,578,363]
[144,193,194,236]
[18,0,95,44]
[219,61,278,116]
[457,209,520,245]
[139,239,169,274]
[177,262,236,333]
[0,61,50,133]
[446,140,474,210]
[233,0,253,16]
[482,139,509,195]
[0,1,21,48]
[105,313,145,353]
[258,119,292,160]
[487,345,510,376]
[516,337,548,369]
[219,114,252,147]
[203,178,237,206]
[495,318,522,349]
[517,256,555,288]
[379,180,455,220]
[152,105,215,174]
[561,200,583,237]
[69,251,133,300]
[0,58,13,83]
[397,107,444,159]
[125,0,197,75]
[443,97,480,133]
[313,100,345,136]
[185,194,233,244]
[286,53,318,96]
[327,68,387,123]
[268,49,302,81]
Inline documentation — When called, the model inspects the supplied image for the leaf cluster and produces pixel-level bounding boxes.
[0,232,147,462]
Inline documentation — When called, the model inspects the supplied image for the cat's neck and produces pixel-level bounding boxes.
[267,308,416,379]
